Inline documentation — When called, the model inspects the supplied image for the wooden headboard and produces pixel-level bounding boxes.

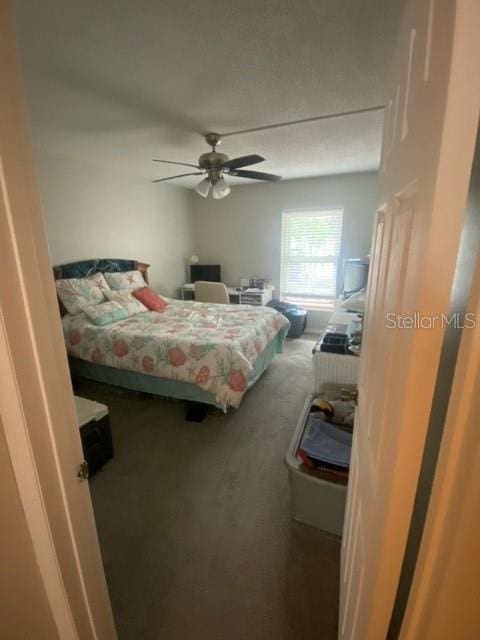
[53,258,150,316]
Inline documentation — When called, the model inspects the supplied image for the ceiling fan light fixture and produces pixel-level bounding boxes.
[153,132,281,193]
[212,176,231,200]
[195,177,210,197]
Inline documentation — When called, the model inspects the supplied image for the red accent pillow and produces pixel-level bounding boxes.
[132,287,168,312]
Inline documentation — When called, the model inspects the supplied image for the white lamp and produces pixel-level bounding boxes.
[195,177,210,197]
[212,177,231,199]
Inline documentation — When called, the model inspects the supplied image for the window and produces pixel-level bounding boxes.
[280,209,343,309]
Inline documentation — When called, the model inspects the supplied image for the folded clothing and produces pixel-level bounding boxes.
[310,398,355,429]
[299,415,352,471]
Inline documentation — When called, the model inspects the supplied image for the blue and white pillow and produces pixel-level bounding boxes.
[56,273,109,315]
[83,301,128,326]
[104,270,145,291]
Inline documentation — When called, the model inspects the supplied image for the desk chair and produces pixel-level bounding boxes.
[195,281,229,304]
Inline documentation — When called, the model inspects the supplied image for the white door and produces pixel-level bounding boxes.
[340,1,480,639]
[400,135,480,638]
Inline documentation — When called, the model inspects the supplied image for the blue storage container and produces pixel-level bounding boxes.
[286,308,308,338]
[267,301,307,338]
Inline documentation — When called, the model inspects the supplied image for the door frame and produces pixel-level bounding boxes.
[0,3,116,638]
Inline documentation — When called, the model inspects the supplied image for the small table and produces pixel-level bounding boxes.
[181,283,274,306]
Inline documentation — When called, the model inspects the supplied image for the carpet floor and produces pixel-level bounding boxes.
[79,337,340,640]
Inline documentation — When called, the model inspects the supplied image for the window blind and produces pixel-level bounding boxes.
[280,209,343,308]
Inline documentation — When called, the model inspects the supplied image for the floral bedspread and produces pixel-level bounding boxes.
[62,299,290,408]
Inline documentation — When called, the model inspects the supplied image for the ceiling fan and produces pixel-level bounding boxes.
[152,132,281,199]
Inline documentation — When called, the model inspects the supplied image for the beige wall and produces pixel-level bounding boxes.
[36,150,195,298]
[192,171,378,330]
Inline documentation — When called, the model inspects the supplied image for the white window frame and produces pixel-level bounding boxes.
[280,208,344,310]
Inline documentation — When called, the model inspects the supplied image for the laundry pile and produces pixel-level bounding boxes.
[296,397,355,484]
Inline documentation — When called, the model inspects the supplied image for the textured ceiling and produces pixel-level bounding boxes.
[14,0,405,186]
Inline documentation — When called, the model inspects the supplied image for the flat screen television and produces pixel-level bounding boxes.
[190,264,221,283]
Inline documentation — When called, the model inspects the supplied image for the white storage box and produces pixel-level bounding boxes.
[74,395,108,426]
[285,395,348,536]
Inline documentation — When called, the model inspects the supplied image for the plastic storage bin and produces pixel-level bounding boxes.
[285,395,348,536]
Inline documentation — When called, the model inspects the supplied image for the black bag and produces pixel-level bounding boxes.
[268,300,308,338]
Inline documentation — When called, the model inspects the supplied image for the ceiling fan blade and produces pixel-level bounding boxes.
[222,154,265,170]
[230,169,281,182]
[152,172,205,183]
[152,159,200,169]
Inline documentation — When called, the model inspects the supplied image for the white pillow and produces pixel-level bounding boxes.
[104,270,145,291]
[104,289,148,315]
[83,300,129,326]
[88,271,111,293]
[339,289,366,312]
[56,276,106,315]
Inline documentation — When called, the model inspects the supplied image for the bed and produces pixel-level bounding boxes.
[54,259,290,411]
